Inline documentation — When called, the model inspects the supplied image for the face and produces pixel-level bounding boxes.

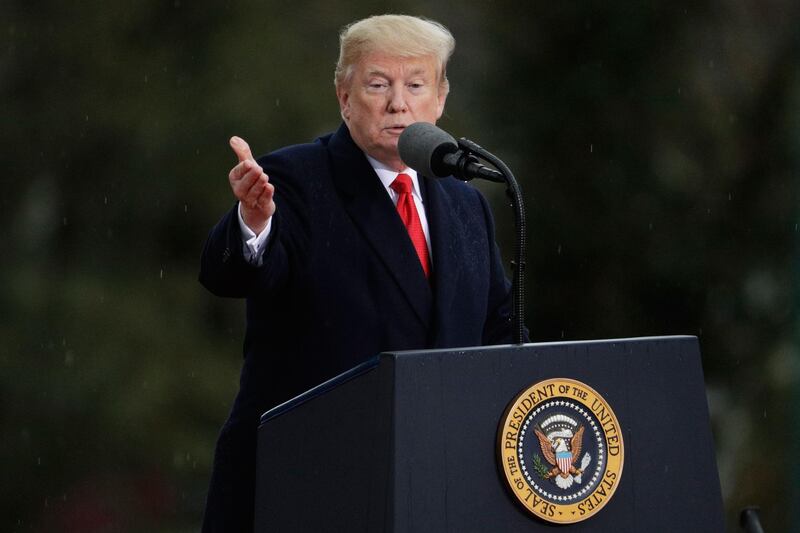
[336,52,448,171]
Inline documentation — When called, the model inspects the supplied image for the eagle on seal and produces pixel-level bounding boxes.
[535,425,586,489]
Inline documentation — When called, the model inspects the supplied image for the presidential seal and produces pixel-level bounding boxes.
[498,378,624,524]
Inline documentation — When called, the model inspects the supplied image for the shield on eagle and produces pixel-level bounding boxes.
[556,450,573,475]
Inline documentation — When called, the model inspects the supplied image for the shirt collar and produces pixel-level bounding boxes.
[366,154,422,200]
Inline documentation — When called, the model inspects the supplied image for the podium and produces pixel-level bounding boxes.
[255,336,724,532]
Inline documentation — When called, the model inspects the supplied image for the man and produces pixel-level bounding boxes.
[199,14,515,532]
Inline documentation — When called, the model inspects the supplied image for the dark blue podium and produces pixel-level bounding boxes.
[255,336,724,532]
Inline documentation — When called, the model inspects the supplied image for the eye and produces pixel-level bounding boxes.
[367,81,389,91]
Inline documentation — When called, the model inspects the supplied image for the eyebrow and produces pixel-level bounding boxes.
[364,67,429,79]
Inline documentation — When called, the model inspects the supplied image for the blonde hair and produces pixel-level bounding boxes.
[334,14,455,92]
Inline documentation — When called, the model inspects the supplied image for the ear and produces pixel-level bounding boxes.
[336,84,351,121]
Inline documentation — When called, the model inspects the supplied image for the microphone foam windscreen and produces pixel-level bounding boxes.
[398,122,458,177]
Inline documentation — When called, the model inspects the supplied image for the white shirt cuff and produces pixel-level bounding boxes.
[237,202,273,266]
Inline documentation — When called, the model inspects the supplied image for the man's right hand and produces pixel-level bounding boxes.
[228,136,275,235]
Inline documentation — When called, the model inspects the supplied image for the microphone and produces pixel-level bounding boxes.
[398,122,504,182]
[401,121,528,344]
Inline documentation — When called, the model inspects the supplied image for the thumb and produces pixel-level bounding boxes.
[229,136,254,162]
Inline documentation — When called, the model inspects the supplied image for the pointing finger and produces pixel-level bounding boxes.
[230,136,254,163]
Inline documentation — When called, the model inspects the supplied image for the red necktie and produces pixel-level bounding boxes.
[390,173,431,278]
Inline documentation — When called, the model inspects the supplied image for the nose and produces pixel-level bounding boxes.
[387,86,408,113]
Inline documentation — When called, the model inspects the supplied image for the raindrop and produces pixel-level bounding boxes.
[275,98,280,107]
[160,268,164,279]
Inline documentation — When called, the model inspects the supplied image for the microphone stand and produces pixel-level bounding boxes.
[740,507,765,533]
[457,138,527,345]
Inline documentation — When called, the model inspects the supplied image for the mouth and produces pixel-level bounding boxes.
[384,125,407,135]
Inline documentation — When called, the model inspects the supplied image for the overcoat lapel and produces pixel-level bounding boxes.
[327,125,433,327]
[423,175,465,346]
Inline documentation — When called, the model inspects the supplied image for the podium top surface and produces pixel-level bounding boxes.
[260,335,697,424]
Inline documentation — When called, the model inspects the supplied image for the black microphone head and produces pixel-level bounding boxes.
[398,122,458,177]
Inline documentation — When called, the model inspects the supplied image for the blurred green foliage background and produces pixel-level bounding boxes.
[2,1,798,531]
